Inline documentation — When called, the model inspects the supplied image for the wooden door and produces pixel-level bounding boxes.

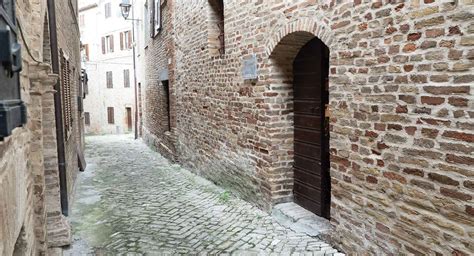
[292,37,330,219]
[126,107,132,131]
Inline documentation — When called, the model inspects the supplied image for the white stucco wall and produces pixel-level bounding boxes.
[80,0,136,135]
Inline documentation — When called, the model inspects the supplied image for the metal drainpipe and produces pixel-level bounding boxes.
[48,0,69,216]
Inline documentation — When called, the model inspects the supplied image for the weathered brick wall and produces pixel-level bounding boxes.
[55,0,83,209]
[143,0,177,160]
[144,0,473,254]
[0,1,52,254]
[0,0,82,254]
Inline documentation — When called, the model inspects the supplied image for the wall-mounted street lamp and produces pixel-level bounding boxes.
[119,2,131,20]
[120,0,139,140]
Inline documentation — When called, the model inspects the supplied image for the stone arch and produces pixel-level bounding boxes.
[264,18,333,58]
[261,24,332,217]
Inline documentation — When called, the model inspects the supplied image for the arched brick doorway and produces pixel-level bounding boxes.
[266,31,330,219]
[293,37,330,219]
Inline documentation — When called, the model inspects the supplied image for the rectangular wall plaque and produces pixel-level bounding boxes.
[242,54,257,80]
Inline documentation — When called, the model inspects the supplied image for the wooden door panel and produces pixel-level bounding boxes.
[294,142,321,159]
[294,168,322,186]
[294,193,322,216]
[294,128,321,144]
[292,37,330,219]
[294,115,322,129]
[294,100,322,114]
[294,180,321,198]
[294,87,321,99]
[294,155,322,174]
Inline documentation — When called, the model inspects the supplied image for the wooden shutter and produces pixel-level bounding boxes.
[106,71,113,88]
[101,37,105,54]
[105,3,110,18]
[107,107,114,124]
[120,32,124,50]
[84,112,90,125]
[85,44,90,60]
[128,30,132,49]
[110,34,114,52]
[124,69,130,87]
[155,0,161,33]
[149,0,154,37]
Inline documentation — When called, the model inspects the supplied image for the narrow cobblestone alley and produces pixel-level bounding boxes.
[64,135,340,255]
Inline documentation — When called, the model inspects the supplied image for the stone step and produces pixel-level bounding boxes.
[272,202,332,239]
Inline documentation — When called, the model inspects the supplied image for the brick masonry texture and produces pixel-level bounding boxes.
[0,0,83,255]
[142,0,178,161]
[141,0,474,254]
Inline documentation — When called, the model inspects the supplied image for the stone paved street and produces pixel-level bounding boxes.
[64,135,340,255]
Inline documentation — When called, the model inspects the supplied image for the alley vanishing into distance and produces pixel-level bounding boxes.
[64,135,340,255]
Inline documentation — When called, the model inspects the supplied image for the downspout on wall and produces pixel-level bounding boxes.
[47,0,69,216]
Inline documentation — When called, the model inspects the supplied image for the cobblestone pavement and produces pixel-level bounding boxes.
[64,135,341,255]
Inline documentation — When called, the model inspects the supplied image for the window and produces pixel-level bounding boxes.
[82,43,89,61]
[123,69,130,88]
[104,3,111,18]
[126,107,132,131]
[162,80,171,131]
[144,2,149,43]
[106,71,113,88]
[120,30,132,50]
[84,112,90,125]
[60,55,73,134]
[107,107,115,124]
[150,0,162,37]
[79,14,85,26]
[101,35,114,54]
[209,0,224,55]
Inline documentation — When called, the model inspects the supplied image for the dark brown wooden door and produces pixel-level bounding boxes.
[126,107,132,131]
[293,37,330,219]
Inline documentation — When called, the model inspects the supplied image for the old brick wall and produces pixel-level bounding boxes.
[54,0,83,210]
[0,0,83,254]
[143,0,177,160]
[0,0,56,255]
[143,0,473,254]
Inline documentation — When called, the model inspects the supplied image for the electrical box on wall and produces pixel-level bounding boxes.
[0,0,26,139]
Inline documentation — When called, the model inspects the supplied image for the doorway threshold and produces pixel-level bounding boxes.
[272,202,332,240]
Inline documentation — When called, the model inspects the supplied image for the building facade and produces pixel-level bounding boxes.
[142,0,474,254]
[0,0,85,255]
[79,0,136,135]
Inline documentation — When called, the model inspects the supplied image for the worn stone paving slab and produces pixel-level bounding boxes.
[64,135,340,255]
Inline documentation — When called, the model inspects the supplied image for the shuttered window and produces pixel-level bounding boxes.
[150,0,162,37]
[84,112,90,125]
[107,107,114,124]
[60,55,73,135]
[83,44,90,61]
[105,3,111,18]
[106,71,113,88]
[124,69,130,88]
[101,35,114,54]
[120,31,132,50]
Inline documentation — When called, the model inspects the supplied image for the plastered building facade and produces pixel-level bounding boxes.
[142,0,474,254]
[0,0,84,255]
[80,0,136,136]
